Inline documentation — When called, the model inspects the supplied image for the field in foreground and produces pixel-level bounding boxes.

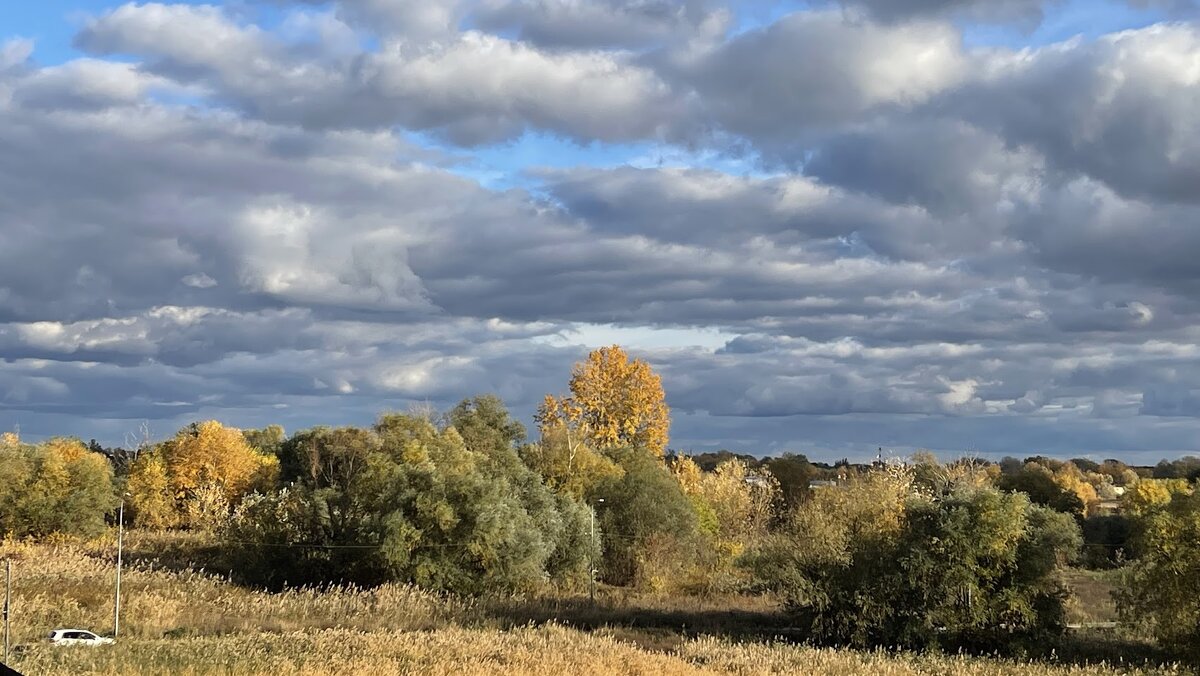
[1,535,1185,675]
[14,627,1190,676]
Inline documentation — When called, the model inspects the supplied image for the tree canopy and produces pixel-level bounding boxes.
[0,436,115,537]
[536,345,670,456]
[127,420,279,530]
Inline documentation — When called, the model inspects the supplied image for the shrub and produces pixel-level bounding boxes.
[227,410,594,594]
[747,467,1080,651]
[672,456,779,592]
[592,447,701,590]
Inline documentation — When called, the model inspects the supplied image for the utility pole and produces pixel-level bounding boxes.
[113,498,124,638]
[589,498,604,603]
[4,559,10,663]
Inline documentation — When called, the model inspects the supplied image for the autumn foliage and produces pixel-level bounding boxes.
[128,420,279,529]
[1119,483,1200,658]
[0,436,115,537]
[8,350,1200,662]
[536,345,670,456]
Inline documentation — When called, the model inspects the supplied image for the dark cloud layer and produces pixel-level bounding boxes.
[1,2,1199,459]
[834,0,1055,24]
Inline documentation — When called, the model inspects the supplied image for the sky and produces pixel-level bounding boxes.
[2,0,1200,463]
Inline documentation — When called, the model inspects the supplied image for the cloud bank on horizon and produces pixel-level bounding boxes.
[1,0,1199,461]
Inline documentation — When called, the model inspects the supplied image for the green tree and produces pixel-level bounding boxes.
[242,424,286,457]
[997,462,1085,516]
[1117,485,1200,659]
[448,395,526,455]
[0,438,115,537]
[520,425,623,500]
[1151,456,1200,480]
[764,453,825,513]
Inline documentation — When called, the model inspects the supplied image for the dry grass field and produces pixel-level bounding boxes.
[0,535,1185,676]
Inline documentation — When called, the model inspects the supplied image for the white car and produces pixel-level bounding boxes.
[48,629,114,646]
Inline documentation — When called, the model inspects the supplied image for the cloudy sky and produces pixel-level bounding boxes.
[2,0,1199,461]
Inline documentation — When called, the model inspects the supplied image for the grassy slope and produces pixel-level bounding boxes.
[1063,569,1121,625]
[0,535,1183,676]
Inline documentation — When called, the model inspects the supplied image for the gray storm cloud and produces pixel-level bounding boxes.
[1,1,1199,459]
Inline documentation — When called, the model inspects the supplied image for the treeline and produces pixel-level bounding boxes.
[1,346,1198,657]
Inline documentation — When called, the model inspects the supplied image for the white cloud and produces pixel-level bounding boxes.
[0,38,34,71]
[181,273,218,289]
[2,3,1199,458]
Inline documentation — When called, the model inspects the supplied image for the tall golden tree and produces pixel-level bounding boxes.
[536,345,670,456]
[127,420,278,529]
[162,420,278,502]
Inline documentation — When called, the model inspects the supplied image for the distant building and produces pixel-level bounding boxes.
[809,479,838,489]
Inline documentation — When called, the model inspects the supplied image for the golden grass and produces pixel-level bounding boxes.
[0,535,472,646]
[0,534,1185,676]
[1063,568,1121,625]
[13,627,1188,676]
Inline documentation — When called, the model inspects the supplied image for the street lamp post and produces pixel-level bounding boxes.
[589,498,604,603]
[114,494,127,638]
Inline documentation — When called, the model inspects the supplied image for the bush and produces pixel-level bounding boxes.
[592,447,701,590]
[747,467,1080,651]
[672,456,779,592]
[227,409,595,594]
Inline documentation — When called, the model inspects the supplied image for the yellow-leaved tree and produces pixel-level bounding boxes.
[519,424,623,499]
[126,452,176,529]
[536,345,670,456]
[1123,478,1193,517]
[128,420,278,529]
[1052,464,1101,516]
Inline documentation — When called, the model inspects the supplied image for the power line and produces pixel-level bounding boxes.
[215,531,647,551]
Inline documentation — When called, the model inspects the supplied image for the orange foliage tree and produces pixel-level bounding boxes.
[128,420,278,529]
[536,345,670,456]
